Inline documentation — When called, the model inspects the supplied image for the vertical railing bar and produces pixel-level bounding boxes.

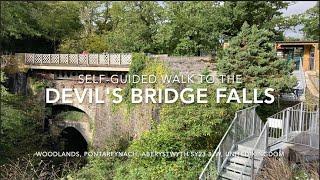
[265,122,269,149]
[217,147,221,173]
[244,109,247,135]
[299,102,303,131]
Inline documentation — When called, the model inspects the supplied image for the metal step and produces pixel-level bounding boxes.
[235,147,265,159]
[228,156,261,167]
[225,163,258,176]
[219,169,251,180]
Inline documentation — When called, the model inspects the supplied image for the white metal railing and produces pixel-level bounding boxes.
[199,105,263,180]
[199,102,319,180]
[24,53,132,66]
[248,102,319,179]
[266,102,318,147]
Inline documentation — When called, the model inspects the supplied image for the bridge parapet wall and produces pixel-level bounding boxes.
[24,53,132,66]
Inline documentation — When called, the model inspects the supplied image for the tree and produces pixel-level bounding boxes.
[216,1,290,40]
[217,22,296,97]
[155,1,220,55]
[300,2,319,40]
[0,71,46,164]
[106,1,164,53]
[37,2,82,52]
[114,84,240,179]
[0,2,40,40]
[0,1,83,53]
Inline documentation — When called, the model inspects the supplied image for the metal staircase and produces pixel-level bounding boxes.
[199,102,319,180]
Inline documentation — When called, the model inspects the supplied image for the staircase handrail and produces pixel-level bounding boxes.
[199,105,260,180]
[245,121,269,179]
[246,102,319,179]
[199,115,237,179]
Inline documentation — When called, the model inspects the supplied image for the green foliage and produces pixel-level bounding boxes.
[300,2,319,40]
[1,2,41,40]
[56,1,289,54]
[157,2,221,55]
[122,53,148,103]
[68,157,118,180]
[217,22,296,97]
[1,1,291,54]
[217,1,289,39]
[1,1,82,52]
[37,2,82,42]
[28,77,52,95]
[106,2,164,53]
[256,100,299,122]
[114,84,241,179]
[0,73,47,164]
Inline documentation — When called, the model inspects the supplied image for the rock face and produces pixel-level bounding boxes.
[6,72,28,95]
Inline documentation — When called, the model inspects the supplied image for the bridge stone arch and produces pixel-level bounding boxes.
[52,102,96,121]
[50,104,94,145]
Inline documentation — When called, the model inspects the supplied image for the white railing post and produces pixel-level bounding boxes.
[265,123,269,151]
[299,102,304,131]
[252,108,256,136]
[244,109,247,135]
[251,151,255,179]
[217,147,221,173]
[232,124,236,145]
[285,108,290,141]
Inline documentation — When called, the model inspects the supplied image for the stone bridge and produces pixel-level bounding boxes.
[1,53,215,153]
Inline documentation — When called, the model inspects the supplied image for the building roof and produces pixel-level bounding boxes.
[276,41,319,46]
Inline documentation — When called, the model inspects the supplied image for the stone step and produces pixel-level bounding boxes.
[219,169,251,180]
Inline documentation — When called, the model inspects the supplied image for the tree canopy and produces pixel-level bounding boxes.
[217,23,296,97]
[1,1,297,55]
[300,2,319,40]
